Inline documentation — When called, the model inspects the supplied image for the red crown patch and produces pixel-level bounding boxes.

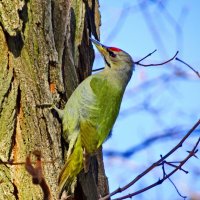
[108,47,122,52]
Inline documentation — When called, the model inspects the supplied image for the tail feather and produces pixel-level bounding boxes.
[58,136,83,196]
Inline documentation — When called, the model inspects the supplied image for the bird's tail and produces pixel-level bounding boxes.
[58,135,83,196]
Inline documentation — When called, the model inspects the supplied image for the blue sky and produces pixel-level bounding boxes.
[93,1,200,199]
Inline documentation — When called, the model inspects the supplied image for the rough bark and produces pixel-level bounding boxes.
[0,0,108,199]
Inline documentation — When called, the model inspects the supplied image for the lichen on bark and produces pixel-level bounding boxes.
[0,0,25,36]
[0,0,106,199]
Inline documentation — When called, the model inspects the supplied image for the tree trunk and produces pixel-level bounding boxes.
[0,0,108,199]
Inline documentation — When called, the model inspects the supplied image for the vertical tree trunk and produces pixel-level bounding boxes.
[0,0,108,199]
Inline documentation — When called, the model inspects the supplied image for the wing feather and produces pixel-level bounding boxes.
[80,75,123,152]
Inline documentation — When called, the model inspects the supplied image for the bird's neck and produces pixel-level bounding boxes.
[103,65,133,89]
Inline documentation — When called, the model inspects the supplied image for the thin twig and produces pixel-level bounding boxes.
[162,161,188,174]
[99,119,200,200]
[136,51,179,67]
[135,49,157,63]
[112,137,200,200]
[176,57,200,78]
[92,67,104,72]
[168,177,187,199]
[161,155,187,199]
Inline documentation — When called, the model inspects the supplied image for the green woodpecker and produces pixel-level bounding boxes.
[55,38,134,196]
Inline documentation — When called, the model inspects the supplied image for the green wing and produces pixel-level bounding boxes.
[80,74,123,153]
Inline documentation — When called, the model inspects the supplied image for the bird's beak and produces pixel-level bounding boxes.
[90,38,107,56]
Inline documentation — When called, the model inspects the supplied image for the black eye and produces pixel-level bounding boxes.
[107,49,116,57]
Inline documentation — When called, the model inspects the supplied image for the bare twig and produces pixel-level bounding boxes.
[168,177,187,199]
[136,51,179,67]
[161,160,188,174]
[161,155,187,199]
[111,137,200,200]
[92,67,104,72]
[176,57,200,78]
[135,49,157,63]
[100,119,200,200]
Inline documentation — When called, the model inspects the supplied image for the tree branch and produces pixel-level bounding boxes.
[135,49,157,63]
[176,57,200,78]
[135,51,178,67]
[100,119,200,200]
[113,138,199,200]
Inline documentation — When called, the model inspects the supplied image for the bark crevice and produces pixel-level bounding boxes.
[12,180,19,199]
[5,32,24,57]
[18,0,28,34]
[8,85,21,160]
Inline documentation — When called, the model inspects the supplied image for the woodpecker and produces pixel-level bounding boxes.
[55,38,134,197]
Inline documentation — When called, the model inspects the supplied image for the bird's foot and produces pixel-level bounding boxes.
[60,191,74,200]
[36,102,64,119]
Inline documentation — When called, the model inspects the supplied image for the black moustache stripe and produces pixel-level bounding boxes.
[104,58,111,68]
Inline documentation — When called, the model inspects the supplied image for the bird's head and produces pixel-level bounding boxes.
[90,38,134,71]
